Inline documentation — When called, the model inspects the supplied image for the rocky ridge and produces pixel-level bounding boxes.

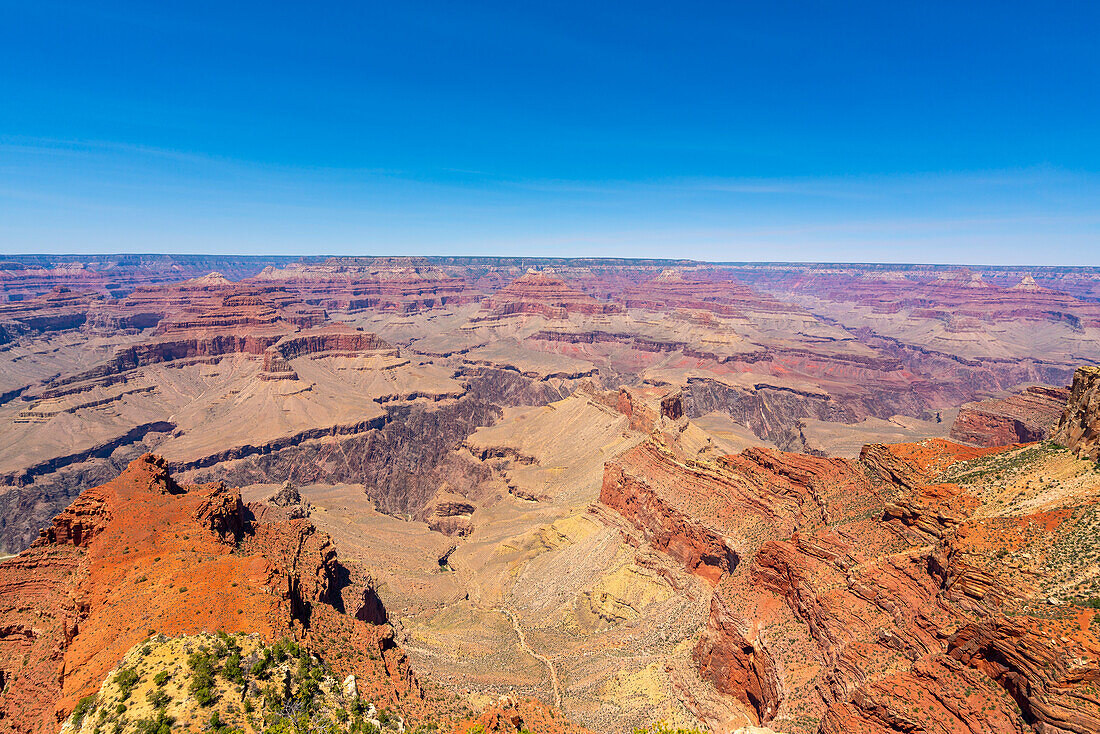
[599,402,1100,733]
[484,270,622,319]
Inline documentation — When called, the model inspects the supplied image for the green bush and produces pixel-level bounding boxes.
[188,649,217,706]
[71,695,97,729]
[223,652,244,684]
[146,689,170,709]
[115,669,140,701]
[133,711,174,734]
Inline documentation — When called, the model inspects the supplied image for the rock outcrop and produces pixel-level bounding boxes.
[950,384,1071,447]
[620,268,798,316]
[600,443,740,584]
[250,258,475,312]
[485,269,622,319]
[1053,366,1100,460]
[0,255,293,302]
[0,455,421,733]
[600,429,1100,734]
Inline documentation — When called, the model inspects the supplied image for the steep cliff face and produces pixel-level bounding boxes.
[600,431,1100,734]
[0,442,161,554]
[250,258,476,312]
[619,268,799,316]
[185,396,498,516]
[33,334,283,398]
[685,378,856,452]
[1054,366,1100,460]
[950,384,1070,447]
[0,455,422,734]
[600,446,739,584]
[948,618,1100,734]
[691,592,781,722]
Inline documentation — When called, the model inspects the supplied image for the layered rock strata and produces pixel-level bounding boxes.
[485,270,622,319]
[950,384,1071,447]
[601,430,1100,734]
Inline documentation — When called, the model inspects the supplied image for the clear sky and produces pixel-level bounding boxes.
[1,1,1098,264]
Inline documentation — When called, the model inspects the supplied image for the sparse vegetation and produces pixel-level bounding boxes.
[633,724,708,734]
[115,668,140,701]
[71,695,97,729]
[66,631,417,734]
[939,441,1065,486]
[187,648,217,706]
[132,710,174,734]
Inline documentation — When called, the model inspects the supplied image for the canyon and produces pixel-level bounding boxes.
[1,256,1099,734]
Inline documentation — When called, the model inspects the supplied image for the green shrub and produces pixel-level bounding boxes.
[71,695,97,729]
[133,711,174,734]
[250,649,272,679]
[223,652,244,684]
[115,669,140,700]
[188,649,217,706]
[146,689,170,709]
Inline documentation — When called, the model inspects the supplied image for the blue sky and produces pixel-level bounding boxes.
[1,1,1098,263]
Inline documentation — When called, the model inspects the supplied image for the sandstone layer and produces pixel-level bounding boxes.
[950,384,1071,447]
[601,421,1100,734]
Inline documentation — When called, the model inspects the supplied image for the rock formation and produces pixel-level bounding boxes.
[600,423,1100,733]
[485,269,622,319]
[249,257,475,313]
[0,455,420,733]
[620,268,797,316]
[2,256,1100,733]
[950,384,1071,447]
[0,255,295,303]
[1053,365,1100,459]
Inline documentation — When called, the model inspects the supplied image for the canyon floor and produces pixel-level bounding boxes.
[1,256,1099,734]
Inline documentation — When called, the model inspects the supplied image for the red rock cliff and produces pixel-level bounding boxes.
[0,455,422,733]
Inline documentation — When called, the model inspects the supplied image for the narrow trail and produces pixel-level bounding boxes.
[495,607,562,709]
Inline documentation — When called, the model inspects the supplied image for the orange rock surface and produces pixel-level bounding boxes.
[950,384,1070,447]
[601,431,1100,734]
[0,455,423,733]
